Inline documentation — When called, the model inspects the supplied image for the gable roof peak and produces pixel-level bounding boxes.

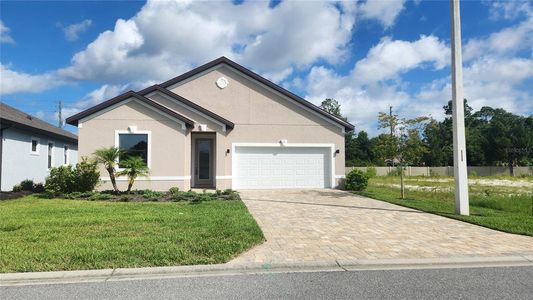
[160,56,354,131]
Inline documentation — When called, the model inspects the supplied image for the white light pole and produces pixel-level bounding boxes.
[450,0,469,215]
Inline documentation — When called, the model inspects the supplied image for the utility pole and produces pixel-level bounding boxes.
[58,100,63,128]
[451,0,469,215]
[389,106,395,167]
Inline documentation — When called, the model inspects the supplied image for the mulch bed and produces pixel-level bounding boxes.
[0,191,32,200]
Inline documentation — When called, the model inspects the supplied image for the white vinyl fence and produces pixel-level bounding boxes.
[346,166,533,177]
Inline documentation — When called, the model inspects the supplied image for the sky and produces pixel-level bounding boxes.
[1,0,532,136]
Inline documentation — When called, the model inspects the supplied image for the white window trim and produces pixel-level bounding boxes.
[63,145,69,166]
[30,137,40,155]
[47,141,54,169]
[114,129,152,171]
[231,142,336,190]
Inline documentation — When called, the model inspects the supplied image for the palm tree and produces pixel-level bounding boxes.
[116,156,149,193]
[93,147,123,193]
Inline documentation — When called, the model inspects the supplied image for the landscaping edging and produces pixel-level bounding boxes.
[2,255,532,286]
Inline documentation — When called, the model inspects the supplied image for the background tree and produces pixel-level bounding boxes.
[320,97,532,172]
[376,112,429,198]
[320,98,344,120]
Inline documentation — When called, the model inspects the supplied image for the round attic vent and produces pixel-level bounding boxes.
[216,77,229,89]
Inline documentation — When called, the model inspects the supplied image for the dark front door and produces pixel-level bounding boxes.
[194,139,213,187]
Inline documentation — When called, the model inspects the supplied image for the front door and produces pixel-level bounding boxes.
[194,139,213,187]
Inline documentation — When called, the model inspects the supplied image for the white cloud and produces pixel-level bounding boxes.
[420,3,533,118]
[61,84,129,118]
[262,67,294,84]
[359,0,407,28]
[419,56,533,115]
[0,64,63,95]
[489,0,532,20]
[3,0,409,96]
[463,17,533,61]
[55,0,357,85]
[301,35,450,134]
[58,19,146,82]
[353,35,449,84]
[0,20,15,44]
[62,19,92,41]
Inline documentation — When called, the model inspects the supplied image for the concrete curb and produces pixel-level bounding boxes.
[2,255,532,286]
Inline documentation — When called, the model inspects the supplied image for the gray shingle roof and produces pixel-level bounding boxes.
[0,102,77,143]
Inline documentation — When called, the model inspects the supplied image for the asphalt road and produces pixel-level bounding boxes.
[2,266,532,299]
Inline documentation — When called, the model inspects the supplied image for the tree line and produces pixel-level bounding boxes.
[320,99,533,172]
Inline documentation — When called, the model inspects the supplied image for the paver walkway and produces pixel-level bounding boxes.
[229,189,533,264]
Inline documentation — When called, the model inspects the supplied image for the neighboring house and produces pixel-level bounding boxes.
[1,103,78,191]
[66,57,354,190]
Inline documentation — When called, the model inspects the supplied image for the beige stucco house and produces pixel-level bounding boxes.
[66,57,354,191]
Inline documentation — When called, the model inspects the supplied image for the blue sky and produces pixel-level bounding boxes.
[1,0,532,135]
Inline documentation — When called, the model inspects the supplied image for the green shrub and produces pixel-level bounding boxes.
[45,165,76,194]
[99,194,113,200]
[65,192,83,199]
[219,189,240,200]
[73,158,100,192]
[88,193,113,201]
[20,179,35,191]
[169,189,240,202]
[168,187,180,195]
[45,158,100,195]
[365,167,377,178]
[12,184,23,192]
[143,189,164,200]
[79,192,95,198]
[32,183,45,193]
[345,169,369,191]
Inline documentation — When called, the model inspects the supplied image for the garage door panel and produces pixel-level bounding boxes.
[233,146,331,189]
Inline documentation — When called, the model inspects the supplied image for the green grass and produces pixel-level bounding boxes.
[356,177,533,236]
[0,196,264,273]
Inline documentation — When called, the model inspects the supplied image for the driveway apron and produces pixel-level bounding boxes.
[229,189,533,264]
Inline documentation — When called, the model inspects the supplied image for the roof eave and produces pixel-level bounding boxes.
[1,118,78,144]
[65,91,195,129]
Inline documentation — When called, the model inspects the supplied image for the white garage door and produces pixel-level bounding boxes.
[233,146,332,189]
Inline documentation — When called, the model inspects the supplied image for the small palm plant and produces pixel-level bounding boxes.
[116,156,149,193]
[93,147,123,193]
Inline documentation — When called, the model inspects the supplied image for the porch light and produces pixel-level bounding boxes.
[226,149,230,155]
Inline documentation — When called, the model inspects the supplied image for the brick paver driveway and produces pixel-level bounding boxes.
[230,189,533,264]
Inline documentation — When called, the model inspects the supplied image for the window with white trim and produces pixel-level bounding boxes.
[64,145,69,165]
[117,133,148,167]
[30,137,40,154]
[48,142,53,168]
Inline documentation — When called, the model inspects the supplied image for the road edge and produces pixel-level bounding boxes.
[2,255,532,286]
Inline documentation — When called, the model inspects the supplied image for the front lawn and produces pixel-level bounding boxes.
[0,196,264,273]
[356,176,533,236]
